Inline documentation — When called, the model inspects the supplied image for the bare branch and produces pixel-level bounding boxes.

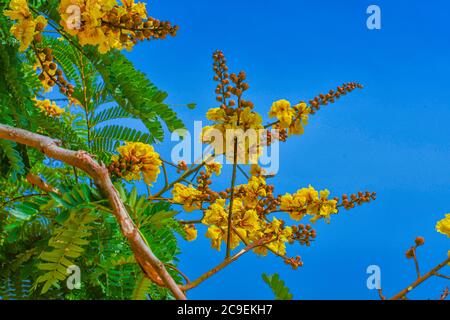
[180,239,265,291]
[412,247,421,278]
[389,256,450,300]
[435,273,450,281]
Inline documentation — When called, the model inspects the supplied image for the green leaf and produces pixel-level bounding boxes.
[93,51,184,141]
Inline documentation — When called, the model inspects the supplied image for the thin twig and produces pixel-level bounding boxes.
[412,247,421,278]
[225,139,238,259]
[180,239,265,291]
[378,288,386,300]
[237,165,249,180]
[435,273,450,280]
[161,161,169,188]
[0,193,48,209]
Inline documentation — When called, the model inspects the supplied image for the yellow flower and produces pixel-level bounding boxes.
[253,218,293,256]
[288,102,310,136]
[202,106,264,164]
[114,142,161,185]
[3,0,32,21]
[206,107,227,122]
[269,99,295,128]
[238,107,263,130]
[280,185,337,222]
[205,161,222,176]
[184,224,197,241]
[280,185,317,220]
[172,183,202,212]
[250,164,263,176]
[34,98,65,117]
[203,199,227,225]
[202,198,261,251]
[436,214,450,238]
[236,209,260,237]
[4,0,48,51]
[59,0,175,53]
[239,176,266,207]
[205,225,225,251]
[307,189,337,223]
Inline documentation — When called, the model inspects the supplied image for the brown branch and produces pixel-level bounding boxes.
[435,273,450,280]
[378,288,386,300]
[0,193,48,209]
[26,172,60,194]
[0,124,186,300]
[180,239,264,291]
[166,264,191,285]
[440,287,449,300]
[412,247,421,278]
[389,256,450,300]
[225,140,238,259]
[161,161,169,188]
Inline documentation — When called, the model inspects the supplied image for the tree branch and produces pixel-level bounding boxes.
[389,256,450,300]
[0,124,186,300]
[26,172,60,194]
[180,238,265,291]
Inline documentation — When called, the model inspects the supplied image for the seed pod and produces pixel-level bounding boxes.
[415,236,425,246]
[34,34,43,43]
[120,14,131,24]
[35,22,45,32]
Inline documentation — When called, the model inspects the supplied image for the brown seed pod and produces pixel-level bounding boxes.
[415,236,425,246]
[35,22,46,32]
[34,34,43,43]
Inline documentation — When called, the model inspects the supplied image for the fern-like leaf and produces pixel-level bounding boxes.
[92,50,184,141]
[34,209,97,294]
[262,273,293,300]
[0,140,25,181]
[91,124,155,154]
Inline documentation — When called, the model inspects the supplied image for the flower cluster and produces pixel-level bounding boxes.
[4,0,47,52]
[59,0,178,53]
[202,51,263,164]
[172,166,374,260]
[108,142,161,185]
[436,214,450,238]
[4,1,74,96]
[168,52,376,266]
[205,161,222,176]
[280,186,338,223]
[268,99,295,128]
[172,183,203,212]
[34,98,65,117]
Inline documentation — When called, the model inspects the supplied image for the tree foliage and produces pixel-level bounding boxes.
[0,0,185,300]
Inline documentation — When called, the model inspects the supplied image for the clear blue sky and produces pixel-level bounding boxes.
[125,0,450,299]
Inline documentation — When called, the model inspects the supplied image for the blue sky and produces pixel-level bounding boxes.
[125,0,450,299]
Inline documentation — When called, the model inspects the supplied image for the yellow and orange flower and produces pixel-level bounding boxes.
[111,142,161,185]
[4,0,48,51]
